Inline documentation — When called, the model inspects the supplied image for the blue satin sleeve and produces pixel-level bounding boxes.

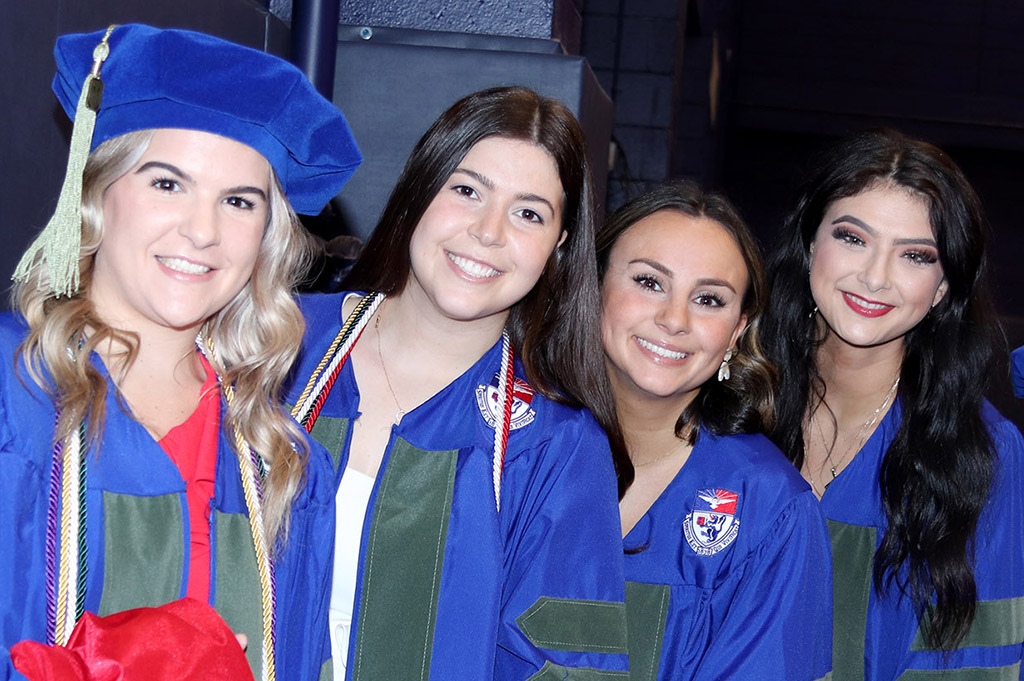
[1012,346,1024,398]
[689,490,832,681]
[0,358,47,681]
[496,411,630,678]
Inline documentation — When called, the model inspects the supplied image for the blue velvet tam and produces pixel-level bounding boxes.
[52,24,362,215]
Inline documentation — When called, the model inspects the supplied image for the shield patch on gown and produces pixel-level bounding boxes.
[683,488,740,556]
[475,373,536,431]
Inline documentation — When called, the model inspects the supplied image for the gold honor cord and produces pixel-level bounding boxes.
[197,336,276,681]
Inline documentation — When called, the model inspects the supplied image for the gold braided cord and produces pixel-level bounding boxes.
[54,435,77,646]
[198,337,275,681]
[289,329,341,418]
[290,293,381,421]
[13,25,117,298]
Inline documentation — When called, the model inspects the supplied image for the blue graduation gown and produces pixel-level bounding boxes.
[289,292,630,680]
[1012,346,1024,398]
[0,311,333,681]
[623,430,833,681]
[822,400,1024,680]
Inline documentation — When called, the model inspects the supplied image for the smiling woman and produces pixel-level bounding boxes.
[405,136,566,327]
[286,86,631,681]
[0,24,361,681]
[601,209,749,406]
[92,130,270,349]
[595,181,832,681]
[808,185,949,353]
[762,128,1024,680]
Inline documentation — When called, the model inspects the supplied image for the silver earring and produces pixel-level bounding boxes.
[718,349,733,382]
[808,305,818,320]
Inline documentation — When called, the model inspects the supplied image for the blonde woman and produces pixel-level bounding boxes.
[0,24,359,681]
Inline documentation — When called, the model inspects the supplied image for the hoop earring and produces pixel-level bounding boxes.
[718,349,733,382]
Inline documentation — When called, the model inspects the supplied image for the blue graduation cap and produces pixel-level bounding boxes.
[16,23,362,297]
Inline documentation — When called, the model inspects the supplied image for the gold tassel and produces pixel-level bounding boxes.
[13,25,117,298]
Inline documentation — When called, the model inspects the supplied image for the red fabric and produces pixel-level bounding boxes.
[11,598,253,681]
[157,356,220,601]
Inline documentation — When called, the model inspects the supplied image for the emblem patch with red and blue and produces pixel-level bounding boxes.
[475,373,536,431]
[683,488,740,556]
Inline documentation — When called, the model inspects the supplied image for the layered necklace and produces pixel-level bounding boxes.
[44,338,278,681]
[290,292,517,512]
[804,374,900,496]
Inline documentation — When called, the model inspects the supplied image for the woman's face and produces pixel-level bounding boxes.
[601,210,748,405]
[406,136,566,327]
[91,129,270,335]
[808,183,948,351]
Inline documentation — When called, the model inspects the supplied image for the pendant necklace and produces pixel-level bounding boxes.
[375,305,406,425]
[806,375,900,493]
[291,292,517,511]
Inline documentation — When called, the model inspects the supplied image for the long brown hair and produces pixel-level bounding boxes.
[344,86,633,495]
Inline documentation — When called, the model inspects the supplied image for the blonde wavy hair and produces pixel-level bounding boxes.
[16,129,315,547]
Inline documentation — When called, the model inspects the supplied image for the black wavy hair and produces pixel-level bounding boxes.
[761,128,999,649]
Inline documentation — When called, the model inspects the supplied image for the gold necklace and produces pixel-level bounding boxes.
[806,375,900,492]
[632,437,686,468]
[375,306,406,424]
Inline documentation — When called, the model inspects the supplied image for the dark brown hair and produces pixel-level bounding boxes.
[597,180,777,443]
[344,86,633,495]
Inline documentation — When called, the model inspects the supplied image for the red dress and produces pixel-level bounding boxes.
[157,356,220,601]
[11,357,251,681]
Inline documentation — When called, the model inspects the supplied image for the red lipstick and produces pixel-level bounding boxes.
[842,291,894,318]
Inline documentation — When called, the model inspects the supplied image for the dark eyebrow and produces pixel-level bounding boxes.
[832,214,875,234]
[136,161,194,184]
[894,237,938,247]
[453,167,494,191]
[629,261,739,293]
[629,258,672,277]
[514,192,556,214]
[833,214,937,248]
[137,162,266,201]
[452,167,556,214]
[695,277,737,293]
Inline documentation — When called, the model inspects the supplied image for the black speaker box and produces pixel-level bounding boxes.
[329,25,613,240]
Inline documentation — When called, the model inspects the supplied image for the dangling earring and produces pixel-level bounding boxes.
[718,349,733,382]
[808,305,818,320]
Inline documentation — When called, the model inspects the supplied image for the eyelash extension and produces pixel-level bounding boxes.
[633,273,663,292]
[905,250,939,265]
[832,226,864,245]
[694,291,725,307]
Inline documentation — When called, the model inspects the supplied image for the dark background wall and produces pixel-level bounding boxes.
[7,0,1024,420]
[0,0,288,307]
[580,0,1024,424]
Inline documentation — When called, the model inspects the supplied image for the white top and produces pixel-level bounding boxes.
[328,466,375,678]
